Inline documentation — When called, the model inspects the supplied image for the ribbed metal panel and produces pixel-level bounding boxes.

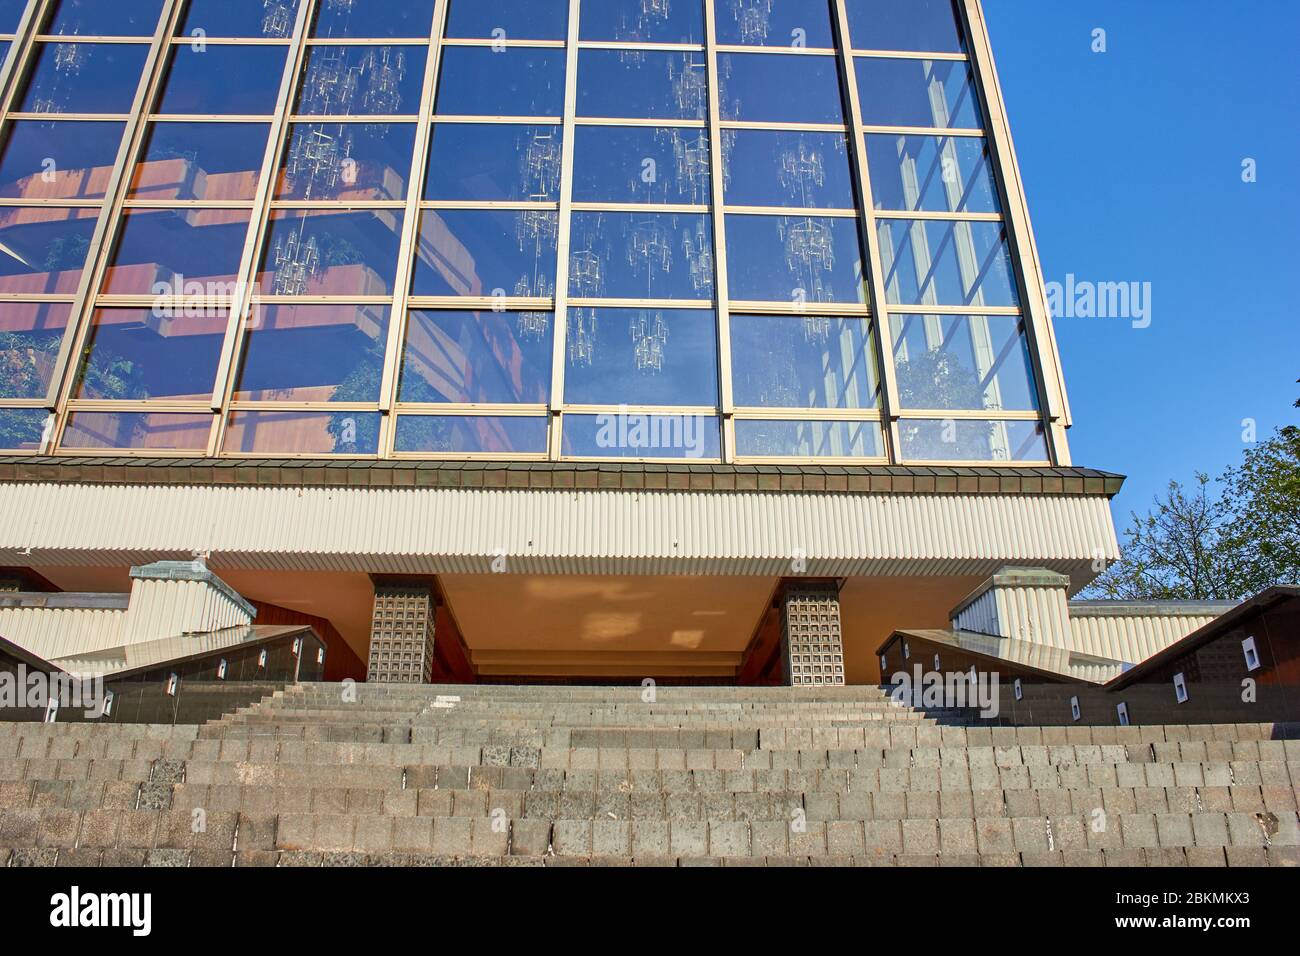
[125,578,252,643]
[0,483,1119,580]
[1069,613,1222,666]
[996,585,1072,649]
[0,606,126,660]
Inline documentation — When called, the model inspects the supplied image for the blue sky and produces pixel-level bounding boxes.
[982,0,1299,525]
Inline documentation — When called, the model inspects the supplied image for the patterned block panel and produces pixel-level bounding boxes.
[780,583,845,688]
[367,584,436,684]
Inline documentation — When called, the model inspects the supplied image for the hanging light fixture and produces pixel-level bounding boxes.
[271,219,322,297]
[284,124,354,200]
[730,0,774,44]
[261,0,295,38]
[512,129,562,339]
[630,311,669,374]
[777,137,836,343]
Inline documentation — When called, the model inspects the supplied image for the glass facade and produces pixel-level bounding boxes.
[0,0,1055,464]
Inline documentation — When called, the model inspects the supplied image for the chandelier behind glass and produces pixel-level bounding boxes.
[614,0,672,64]
[779,137,835,343]
[668,54,709,120]
[567,221,606,367]
[630,311,668,374]
[272,219,322,296]
[284,125,354,200]
[262,0,295,38]
[682,217,713,297]
[730,0,773,44]
[512,129,562,339]
[29,38,87,113]
[624,215,676,375]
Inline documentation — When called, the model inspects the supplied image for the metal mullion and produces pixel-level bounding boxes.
[573,116,704,129]
[724,205,859,218]
[563,405,719,416]
[888,303,1020,316]
[728,300,869,316]
[430,114,563,125]
[377,0,449,454]
[850,49,968,62]
[714,44,837,56]
[43,0,184,433]
[568,298,713,310]
[571,202,708,214]
[831,0,903,465]
[862,124,984,137]
[303,38,430,47]
[394,405,549,416]
[546,0,581,461]
[287,113,419,123]
[896,409,1041,422]
[703,0,735,462]
[440,38,565,49]
[0,198,103,208]
[577,41,704,52]
[206,0,317,456]
[146,114,277,123]
[717,120,846,133]
[407,297,551,310]
[874,209,1002,222]
[420,200,560,211]
[31,35,156,45]
[0,293,76,302]
[9,112,131,121]
[121,200,256,210]
[268,200,408,210]
[959,0,1071,465]
[0,0,46,137]
[733,408,884,421]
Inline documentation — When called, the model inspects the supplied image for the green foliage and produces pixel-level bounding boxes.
[326,331,448,454]
[895,348,995,460]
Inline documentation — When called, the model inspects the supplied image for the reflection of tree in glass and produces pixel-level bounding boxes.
[41,231,90,276]
[895,348,995,460]
[76,344,148,401]
[0,409,43,451]
[0,330,60,399]
[328,332,448,454]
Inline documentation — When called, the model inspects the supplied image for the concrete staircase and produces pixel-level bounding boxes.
[1,683,1297,867]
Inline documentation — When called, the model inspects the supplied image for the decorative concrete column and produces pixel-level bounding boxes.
[780,582,845,687]
[125,560,256,642]
[367,582,436,683]
[949,567,1073,648]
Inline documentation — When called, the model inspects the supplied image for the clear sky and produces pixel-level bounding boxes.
[982,0,1299,525]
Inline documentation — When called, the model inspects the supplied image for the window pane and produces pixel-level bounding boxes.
[578,50,708,120]
[445,0,568,40]
[865,133,1000,214]
[0,408,50,452]
[296,46,425,116]
[400,309,553,405]
[890,313,1039,411]
[436,47,565,117]
[580,0,704,44]
[427,124,563,202]
[563,308,718,407]
[573,126,709,205]
[0,303,73,400]
[719,53,845,124]
[569,212,713,300]
[132,122,270,201]
[75,308,226,401]
[412,209,558,299]
[562,412,720,460]
[0,120,124,201]
[18,43,150,114]
[62,412,211,452]
[395,415,549,455]
[856,57,982,129]
[224,410,381,455]
[0,206,97,295]
[723,130,855,208]
[234,304,390,402]
[845,0,966,53]
[259,209,405,297]
[104,208,251,296]
[715,0,835,48]
[277,122,415,201]
[48,0,164,36]
[0,0,26,33]
[182,0,303,39]
[731,315,880,409]
[725,214,867,304]
[878,218,1019,307]
[159,46,288,115]
[312,0,436,39]
[899,418,1048,462]
[736,419,884,458]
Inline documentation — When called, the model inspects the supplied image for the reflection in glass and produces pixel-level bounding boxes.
[427,124,563,202]
[865,133,1000,213]
[296,45,425,116]
[75,308,226,401]
[277,122,415,201]
[715,0,835,47]
[312,0,437,38]
[578,50,709,120]
[234,304,391,402]
[878,218,1018,307]
[132,122,270,201]
[104,208,251,296]
[568,212,713,301]
[0,408,49,452]
[731,315,880,409]
[18,43,150,114]
[563,413,721,460]
[259,209,405,297]
[0,303,73,399]
[856,57,982,129]
[182,0,303,38]
[723,130,855,208]
[0,206,97,295]
[47,0,164,36]
[0,0,25,33]
[435,47,565,117]
[395,415,549,455]
[0,120,125,201]
[890,313,1038,411]
[735,419,884,458]
[580,0,704,44]
[726,214,867,304]
[62,412,212,452]
[412,209,558,300]
[446,0,568,40]
[399,310,553,405]
[159,46,288,115]
[224,410,382,455]
[564,308,718,407]
[899,418,1048,462]
[573,126,710,205]
[845,0,965,53]
[719,53,845,124]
